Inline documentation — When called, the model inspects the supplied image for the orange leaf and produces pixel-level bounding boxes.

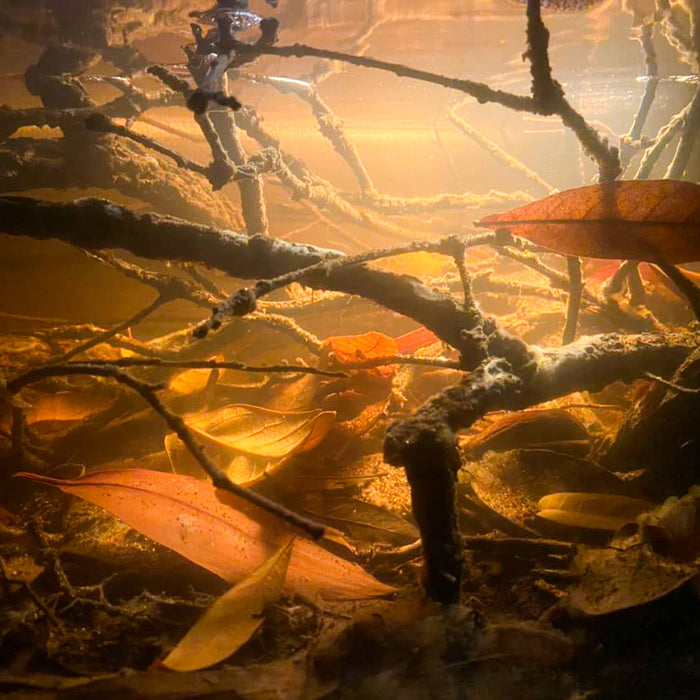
[14,469,395,601]
[321,331,399,379]
[395,327,439,355]
[477,180,700,263]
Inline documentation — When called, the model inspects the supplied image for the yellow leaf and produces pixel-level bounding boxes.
[168,368,214,397]
[537,493,652,531]
[162,540,293,672]
[165,404,336,484]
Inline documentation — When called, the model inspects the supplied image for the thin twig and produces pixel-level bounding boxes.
[78,358,346,377]
[665,83,700,178]
[447,104,554,195]
[51,295,168,363]
[7,365,325,539]
[562,256,582,344]
[645,372,700,394]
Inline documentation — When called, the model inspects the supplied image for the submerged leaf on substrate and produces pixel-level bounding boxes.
[461,449,631,538]
[15,469,396,602]
[163,540,294,672]
[536,492,652,532]
[567,546,698,615]
[164,404,336,484]
[461,408,591,460]
[299,494,419,546]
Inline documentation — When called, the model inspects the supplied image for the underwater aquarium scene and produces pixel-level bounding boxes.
[1,0,700,697]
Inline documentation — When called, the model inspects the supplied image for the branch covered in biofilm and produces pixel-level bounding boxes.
[384,331,698,602]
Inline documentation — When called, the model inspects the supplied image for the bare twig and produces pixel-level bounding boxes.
[50,295,168,363]
[194,234,497,339]
[68,358,347,378]
[562,256,582,344]
[665,83,700,178]
[447,104,554,195]
[7,365,325,539]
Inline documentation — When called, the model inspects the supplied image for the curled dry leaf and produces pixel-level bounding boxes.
[163,540,293,672]
[165,404,336,484]
[14,469,396,601]
[461,408,590,460]
[536,493,653,532]
[477,180,700,263]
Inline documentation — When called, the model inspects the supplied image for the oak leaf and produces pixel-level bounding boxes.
[14,469,395,601]
[477,180,700,263]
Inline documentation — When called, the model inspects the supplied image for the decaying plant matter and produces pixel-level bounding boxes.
[2,0,700,693]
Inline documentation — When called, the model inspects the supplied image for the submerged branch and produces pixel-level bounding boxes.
[0,197,529,368]
[384,331,697,602]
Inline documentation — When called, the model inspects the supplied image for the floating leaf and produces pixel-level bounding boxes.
[300,495,419,545]
[536,493,653,532]
[163,540,293,671]
[567,546,697,615]
[165,404,335,484]
[14,469,395,601]
[477,180,700,263]
[461,409,590,460]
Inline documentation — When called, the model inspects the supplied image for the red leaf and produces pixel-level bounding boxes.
[477,180,700,263]
[395,327,439,354]
[14,469,395,601]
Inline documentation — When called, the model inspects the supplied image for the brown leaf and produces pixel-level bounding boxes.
[477,180,700,263]
[465,450,627,535]
[568,546,697,615]
[536,493,653,532]
[163,540,293,671]
[168,355,222,397]
[461,408,590,460]
[16,389,115,430]
[300,495,419,545]
[394,327,440,355]
[14,469,395,601]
